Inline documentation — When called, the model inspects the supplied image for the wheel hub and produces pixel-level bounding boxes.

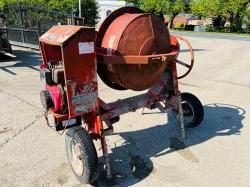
[67,139,84,176]
[172,101,195,125]
[182,101,195,124]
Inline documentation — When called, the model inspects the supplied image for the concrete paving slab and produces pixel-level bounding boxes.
[0,36,250,187]
[0,89,43,148]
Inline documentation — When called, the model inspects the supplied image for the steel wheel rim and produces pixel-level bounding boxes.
[182,101,195,124]
[67,139,84,176]
[173,101,195,124]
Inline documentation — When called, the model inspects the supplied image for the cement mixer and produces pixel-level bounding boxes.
[39,7,204,184]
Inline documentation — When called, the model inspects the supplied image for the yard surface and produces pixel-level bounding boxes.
[0,34,250,186]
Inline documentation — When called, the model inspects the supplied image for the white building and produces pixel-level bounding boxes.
[97,0,133,24]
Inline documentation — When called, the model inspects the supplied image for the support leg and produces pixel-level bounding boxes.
[177,94,186,139]
[100,122,112,179]
[141,107,145,115]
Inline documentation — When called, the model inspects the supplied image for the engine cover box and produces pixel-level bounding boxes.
[39,25,98,118]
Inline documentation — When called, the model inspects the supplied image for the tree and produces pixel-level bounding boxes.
[219,0,249,31]
[126,0,190,28]
[48,0,99,26]
[191,0,249,32]
[190,0,221,18]
[0,0,98,26]
[166,0,190,28]
[74,0,98,26]
[243,8,250,30]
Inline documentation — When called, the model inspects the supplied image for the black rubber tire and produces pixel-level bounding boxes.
[6,46,12,54]
[173,92,204,128]
[65,126,98,184]
[1,38,12,53]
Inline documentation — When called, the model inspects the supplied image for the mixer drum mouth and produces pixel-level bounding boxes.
[96,7,171,91]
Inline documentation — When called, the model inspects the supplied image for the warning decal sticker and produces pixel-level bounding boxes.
[79,42,94,54]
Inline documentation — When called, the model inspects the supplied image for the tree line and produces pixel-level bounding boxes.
[128,0,250,32]
[0,0,98,27]
[0,0,249,32]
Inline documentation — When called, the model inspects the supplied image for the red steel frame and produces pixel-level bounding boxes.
[40,26,193,178]
[77,35,191,178]
[76,65,185,179]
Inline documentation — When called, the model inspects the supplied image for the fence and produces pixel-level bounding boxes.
[0,5,69,49]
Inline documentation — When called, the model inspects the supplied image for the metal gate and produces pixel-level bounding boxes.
[0,5,68,49]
